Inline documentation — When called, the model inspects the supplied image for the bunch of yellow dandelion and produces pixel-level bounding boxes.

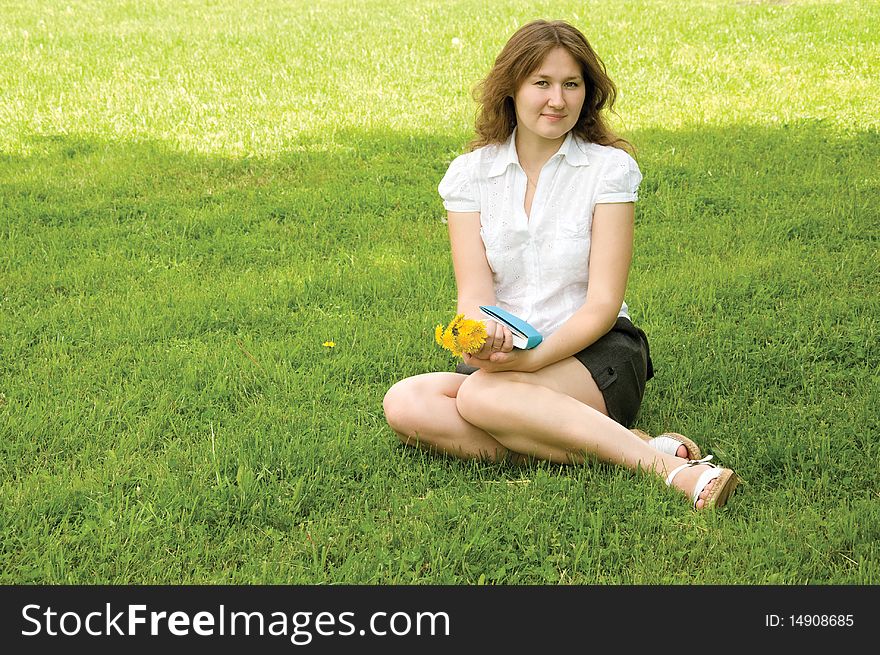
[434,313,487,357]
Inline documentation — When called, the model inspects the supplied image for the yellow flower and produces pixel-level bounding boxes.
[323,341,335,348]
[441,325,459,355]
[434,314,487,357]
[456,320,488,354]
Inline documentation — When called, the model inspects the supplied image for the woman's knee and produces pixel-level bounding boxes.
[383,374,456,437]
[455,369,523,424]
[382,378,419,435]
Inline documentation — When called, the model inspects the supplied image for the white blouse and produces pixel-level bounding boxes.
[438,129,642,337]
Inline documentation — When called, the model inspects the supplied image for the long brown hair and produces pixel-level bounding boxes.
[470,20,632,153]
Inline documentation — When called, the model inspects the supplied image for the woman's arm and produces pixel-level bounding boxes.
[472,201,634,372]
[446,211,495,319]
[446,211,513,356]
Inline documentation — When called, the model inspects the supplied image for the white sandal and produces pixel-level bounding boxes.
[665,456,740,510]
[631,429,702,460]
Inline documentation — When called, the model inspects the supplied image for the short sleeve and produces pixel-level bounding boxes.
[438,153,480,213]
[595,150,642,204]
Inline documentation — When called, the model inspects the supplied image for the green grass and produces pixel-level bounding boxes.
[1,0,878,584]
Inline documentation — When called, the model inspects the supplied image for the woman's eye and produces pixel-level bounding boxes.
[564,81,579,88]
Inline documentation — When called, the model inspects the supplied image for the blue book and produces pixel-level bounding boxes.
[479,305,543,350]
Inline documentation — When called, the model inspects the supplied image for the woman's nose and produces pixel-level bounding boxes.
[548,86,564,107]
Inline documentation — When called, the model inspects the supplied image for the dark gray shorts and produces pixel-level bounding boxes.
[454,317,653,428]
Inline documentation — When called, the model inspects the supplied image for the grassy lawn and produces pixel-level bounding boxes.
[1,0,878,584]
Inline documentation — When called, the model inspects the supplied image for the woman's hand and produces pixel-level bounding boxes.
[469,319,513,360]
[462,344,539,373]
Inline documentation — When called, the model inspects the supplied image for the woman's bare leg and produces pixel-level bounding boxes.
[453,359,722,508]
[383,372,522,462]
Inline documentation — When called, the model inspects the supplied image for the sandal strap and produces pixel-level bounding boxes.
[690,466,723,509]
[664,455,714,487]
[649,435,687,457]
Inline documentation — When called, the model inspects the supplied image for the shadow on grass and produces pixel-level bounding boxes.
[3,121,876,386]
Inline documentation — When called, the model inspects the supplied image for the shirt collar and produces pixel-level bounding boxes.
[488,128,590,178]
[556,130,591,167]
[487,129,521,177]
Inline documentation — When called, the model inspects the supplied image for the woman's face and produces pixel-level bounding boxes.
[513,47,586,145]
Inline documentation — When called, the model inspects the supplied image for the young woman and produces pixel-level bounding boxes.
[383,19,739,509]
